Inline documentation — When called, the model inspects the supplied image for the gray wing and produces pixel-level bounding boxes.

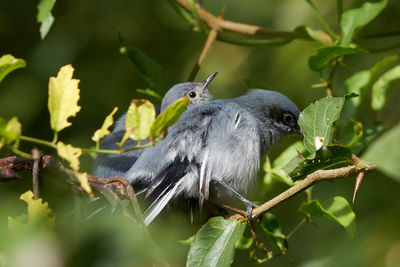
[126,103,221,225]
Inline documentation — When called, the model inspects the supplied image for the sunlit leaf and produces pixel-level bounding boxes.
[340,0,389,46]
[37,0,57,39]
[92,107,118,143]
[371,65,400,111]
[260,213,287,253]
[119,33,169,93]
[288,145,353,181]
[363,123,400,182]
[264,141,306,186]
[74,171,93,196]
[48,64,81,133]
[56,141,82,171]
[150,96,189,139]
[186,217,246,267]
[298,96,346,154]
[8,190,55,230]
[0,54,26,83]
[123,99,156,141]
[299,196,356,237]
[0,117,21,149]
[309,46,361,71]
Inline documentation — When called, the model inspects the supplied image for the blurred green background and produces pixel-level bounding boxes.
[1,0,400,266]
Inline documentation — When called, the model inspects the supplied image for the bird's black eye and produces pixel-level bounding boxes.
[188,91,197,98]
[283,113,294,124]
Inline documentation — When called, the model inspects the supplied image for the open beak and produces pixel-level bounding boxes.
[201,72,218,91]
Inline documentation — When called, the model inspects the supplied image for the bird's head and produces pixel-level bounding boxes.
[160,72,217,112]
[242,89,302,143]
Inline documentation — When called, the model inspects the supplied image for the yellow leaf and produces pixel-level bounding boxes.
[8,190,55,229]
[125,99,156,141]
[74,171,93,197]
[48,64,81,133]
[91,107,118,142]
[56,141,82,171]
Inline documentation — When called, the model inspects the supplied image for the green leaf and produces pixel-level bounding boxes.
[0,54,26,83]
[309,45,362,71]
[273,141,306,168]
[150,96,189,139]
[371,65,400,111]
[298,96,346,154]
[288,145,353,181]
[119,33,169,93]
[338,120,363,147]
[341,55,397,121]
[91,107,119,143]
[260,213,287,253]
[8,190,55,230]
[37,0,57,39]
[136,88,163,101]
[363,123,400,182]
[302,26,332,45]
[234,236,253,250]
[179,235,194,245]
[48,64,81,134]
[186,217,246,267]
[265,141,307,186]
[299,196,356,237]
[124,99,156,141]
[340,0,389,46]
[0,117,21,149]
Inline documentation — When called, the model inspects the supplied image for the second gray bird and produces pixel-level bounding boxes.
[92,73,217,179]
[126,89,301,225]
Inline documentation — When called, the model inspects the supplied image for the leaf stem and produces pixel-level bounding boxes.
[20,135,57,149]
[287,218,307,239]
[52,131,58,144]
[305,0,337,41]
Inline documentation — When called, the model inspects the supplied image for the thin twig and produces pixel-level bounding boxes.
[231,163,374,221]
[187,6,225,81]
[325,58,339,97]
[174,0,311,40]
[32,149,41,200]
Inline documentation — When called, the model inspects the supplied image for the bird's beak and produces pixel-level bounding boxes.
[201,72,218,91]
[296,125,304,137]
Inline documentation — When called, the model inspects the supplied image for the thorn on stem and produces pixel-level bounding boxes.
[296,149,305,160]
[352,171,365,203]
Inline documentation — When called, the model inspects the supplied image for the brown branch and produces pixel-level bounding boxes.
[231,163,374,221]
[175,0,313,40]
[32,149,41,200]
[0,155,145,224]
[187,6,224,81]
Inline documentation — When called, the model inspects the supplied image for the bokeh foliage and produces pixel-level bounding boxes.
[1,0,400,266]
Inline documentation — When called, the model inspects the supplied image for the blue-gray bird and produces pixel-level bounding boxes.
[92,73,217,179]
[126,89,301,226]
